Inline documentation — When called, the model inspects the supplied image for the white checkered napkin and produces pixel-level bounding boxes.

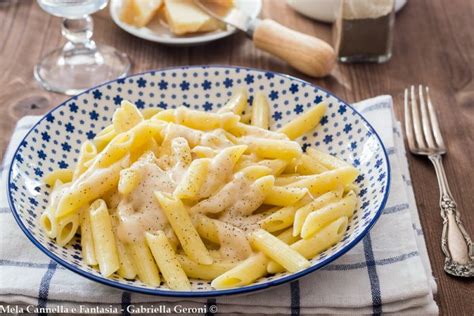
[0,96,438,314]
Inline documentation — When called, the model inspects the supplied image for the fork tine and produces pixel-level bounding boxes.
[404,88,416,151]
[410,85,427,149]
[425,87,446,149]
[418,85,436,148]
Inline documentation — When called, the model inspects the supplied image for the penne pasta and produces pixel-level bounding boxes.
[264,186,308,206]
[174,158,211,199]
[242,137,302,160]
[251,92,270,129]
[301,191,357,239]
[56,155,130,218]
[146,231,191,290]
[127,239,161,286]
[177,255,238,281]
[113,100,144,133]
[277,227,300,245]
[73,141,98,180]
[306,148,352,170]
[284,154,329,175]
[278,102,327,139]
[118,168,141,195]
[155,192,213,265]
[289,166,359,196]
[217,87,248,116]
[44,169,73,187]
[268,217,348,273]
[259,205,297,232]
[89,199,120,277]
[293,189,343,237]
[80,206,98,266]
[250,229,310,273]
[93,124,116,152]
[211,252,268,289]
[41,88,361,290]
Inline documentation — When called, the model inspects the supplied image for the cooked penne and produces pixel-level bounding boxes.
[257,159,288,176]
[141,107,162,119]
[217,87,248,115]
[306,148,352,170]
[111,215,136,279]
[277,227,300,245]
[155,192,213,265]
[284,154,328,175]
[73,141,98,180]
[289,166,358,196]
[93,124,116,152]
[211,252,268,289]
[40,180,68,238]
[89,199,120,277]
[251,92,270,129]
[113,100,144,133]
[177,255,238,280]
[80,206,97,266]
[43,169,73,187]
[238,165,273,180]
[174,158,210,199]
[264,186,308,206]
[293,189,343,237]
[301,191,357,239]
[56,211,80,247]
[268,217,348,273]
[250,229,310,273]
[56,155,130,218]
[242,137,302,160]
[127,239,161,286]
[193,214,220,244]
[259,204,297,232]
[146,231,191,290]
[41,88,360,289]
[278,102,327,139]
[118,168,141,195]
[171,137,192,167]
[156,107,240,131]
[274,174,307,186]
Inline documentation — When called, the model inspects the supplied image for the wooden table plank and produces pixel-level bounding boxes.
[1,0,473,314]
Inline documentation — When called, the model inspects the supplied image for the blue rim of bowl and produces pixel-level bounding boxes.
[7,65,391,297]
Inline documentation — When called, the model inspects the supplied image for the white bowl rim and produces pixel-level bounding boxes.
[7,65,391,297]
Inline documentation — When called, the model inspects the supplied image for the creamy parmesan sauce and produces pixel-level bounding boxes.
[115,125,276,262]
[116,153,176,244]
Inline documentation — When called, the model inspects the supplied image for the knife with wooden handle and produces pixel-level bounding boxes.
[194,0,336,78]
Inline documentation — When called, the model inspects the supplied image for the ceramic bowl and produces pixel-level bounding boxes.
[7,66,390,297]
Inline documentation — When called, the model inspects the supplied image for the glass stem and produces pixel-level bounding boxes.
[61,16,97,54]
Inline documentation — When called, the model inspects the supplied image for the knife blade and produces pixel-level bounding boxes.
[194,0,258,36]
[194,0,336,78]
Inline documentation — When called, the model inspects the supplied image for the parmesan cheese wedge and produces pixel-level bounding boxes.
[164,0,225,35]
[121,0,163,27]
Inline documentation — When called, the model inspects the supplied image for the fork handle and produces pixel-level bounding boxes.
[429,154,474,277]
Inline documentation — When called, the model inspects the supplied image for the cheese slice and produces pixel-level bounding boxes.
[121,0,163,27]
[164,0,225,35]
[205,0,234,9]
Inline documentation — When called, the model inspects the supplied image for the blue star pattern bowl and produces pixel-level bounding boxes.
[7,66,390,297]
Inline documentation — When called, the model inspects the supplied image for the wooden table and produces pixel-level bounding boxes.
[1,0,473,314]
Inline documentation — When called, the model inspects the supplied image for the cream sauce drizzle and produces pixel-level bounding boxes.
[115,125,276,262]
[116,153,176,244]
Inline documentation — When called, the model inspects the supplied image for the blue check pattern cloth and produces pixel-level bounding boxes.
[0,96,438,314]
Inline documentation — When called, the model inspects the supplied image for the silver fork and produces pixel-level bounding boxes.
[404,85,473,277]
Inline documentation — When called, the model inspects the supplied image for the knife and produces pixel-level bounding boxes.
[194,0,336,78]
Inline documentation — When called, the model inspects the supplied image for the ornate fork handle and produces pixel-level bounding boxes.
[429,154,474,277]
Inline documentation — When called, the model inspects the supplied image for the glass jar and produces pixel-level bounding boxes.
[334,0,395,63]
